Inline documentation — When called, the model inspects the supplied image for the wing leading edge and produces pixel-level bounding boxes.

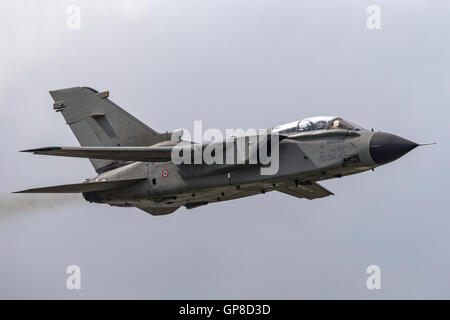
[21,146,176,162]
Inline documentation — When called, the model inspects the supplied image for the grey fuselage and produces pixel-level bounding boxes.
[21,87,420,215]
[82,129,377,209]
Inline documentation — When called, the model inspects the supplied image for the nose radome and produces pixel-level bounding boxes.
[370,132,419,165]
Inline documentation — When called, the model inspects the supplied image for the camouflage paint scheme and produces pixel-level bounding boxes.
[17,87,420,215]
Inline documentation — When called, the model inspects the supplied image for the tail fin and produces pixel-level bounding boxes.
[49,87,170,173]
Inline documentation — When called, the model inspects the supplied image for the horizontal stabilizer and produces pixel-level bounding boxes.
[21,146,176,162]
[276,182,334,200]
[14,178,146,193]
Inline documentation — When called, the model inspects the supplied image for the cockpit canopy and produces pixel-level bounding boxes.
[273,116,362,135]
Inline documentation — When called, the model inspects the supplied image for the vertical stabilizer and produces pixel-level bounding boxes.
[49,87,170,173]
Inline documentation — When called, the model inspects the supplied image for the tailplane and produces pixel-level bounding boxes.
[14,178,146,193]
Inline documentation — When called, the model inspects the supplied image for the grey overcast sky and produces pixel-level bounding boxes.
[0,0,449,299]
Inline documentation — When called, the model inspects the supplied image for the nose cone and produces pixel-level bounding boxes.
[370,132,418,165]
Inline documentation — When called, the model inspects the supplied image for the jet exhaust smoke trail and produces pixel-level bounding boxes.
[0,194,82,218]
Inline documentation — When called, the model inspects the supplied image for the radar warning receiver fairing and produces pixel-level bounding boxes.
[16,87,431,215]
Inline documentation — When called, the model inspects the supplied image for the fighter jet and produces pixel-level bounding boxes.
[16,87,430,215]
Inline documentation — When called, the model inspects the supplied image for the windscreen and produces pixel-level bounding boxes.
[273,116,362,135]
